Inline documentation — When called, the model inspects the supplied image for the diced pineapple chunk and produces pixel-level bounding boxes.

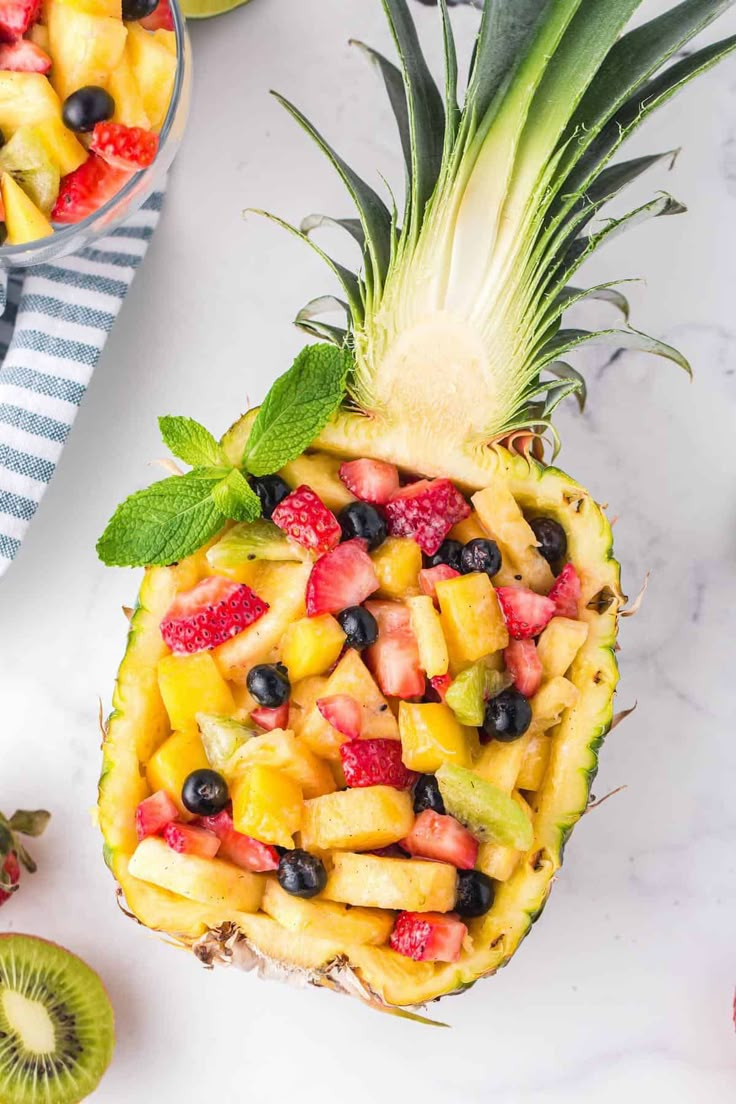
[151,27,176,55]
[448,514,487,544]
[47,0,128,102]
[371,537,422,599]
[0,74,60,138]
[516,731,551,791]
[472,485,554,592]
[146,729,210,816]
[262,881,393,946]
[27,23,50,50]
[298,649,398,758]
[476,841,520,882]
[231,765,303,849]
[474,735,530,794]
[125,22,177,132]
[226,728,335,799]
[531,676,579,726]
[323,853,457,912]
[1,173,52,245]
[301,786,414,852]
[436,572,509,664]
[280,453,355,512]
[128,837,264,913]
[157,652,235,733]
[399,702,471,773]
[406,595,449,678]
[31,116,87,176]
[58,0,122,16]
[108,50,150,129]
[281,614,346,683]
[536,617,589,680]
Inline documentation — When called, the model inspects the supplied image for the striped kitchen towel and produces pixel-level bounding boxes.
[0,190,164,576]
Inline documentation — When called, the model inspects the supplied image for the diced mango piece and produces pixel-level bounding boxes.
[47,0,128,101]
[436,572,509,664]
[280,453,355,512]
[371,537,422,599]
[281,614,346,683]
[262,880,394,946]
[146,729,209,817]
[536,616,589,680]
[128,837,264,913]
[125,21,176,132]
[516,731,551,791]
[108,50,150,129]
[399,702,471,773]
[323,853,457,912]
[231,765,303,849]
[472,485,554,592]
[157,652,235,733]
[1,173,53,245]
[406,594,449,678]
[0,74,61,137]
[226,728,335,799]
[31,116,87,176]
[302,786,414,852]
[298,649,398,758]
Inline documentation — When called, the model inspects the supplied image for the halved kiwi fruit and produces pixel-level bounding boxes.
[0,934,114,1104]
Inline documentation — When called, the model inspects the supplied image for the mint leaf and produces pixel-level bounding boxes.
[159,416,226,468]
[97,470,227,566]
[212,469,262,522]
[244,343,350,476]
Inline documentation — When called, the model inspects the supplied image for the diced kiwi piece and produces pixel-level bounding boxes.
[197,713,256,771]
[445,663,511,726]
[0,126,60,215]
[436,763,533,850]
[0,933,114,1104]
[206,519,309,571]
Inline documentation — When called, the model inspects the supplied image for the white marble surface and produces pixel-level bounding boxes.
[1,1,736,1100]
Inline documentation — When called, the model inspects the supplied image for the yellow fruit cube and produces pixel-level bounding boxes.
[302,786,414,852]
[406,595,449,678]
[531,676,579,726]
[128,837,264,913]
[279,453,355,513]
[472,485,554,592]
[1,173,52,245]
[152,28,176,56]
[281,614,346,683]
[475,733,530,794]
[125,22,176,132]
[31,117,87,176]
[157,652,235,733]
[108,51,150,129]
[436,572,509,664]
[27,23,50,50]
[323,853,457,912]
[536,617,589,680]
[47,1,128,101]
[516,731,551,791]
[146,730,210,816]
[398,702,471,773]
[262,880,393,946]
[226,729,335,800]
[371,538,422,599]
[0,74,60,138]
[476,792,533,880]
[448,514,487,544]
[299,649,398,759]
[53,0,122,15]
[231,765,303,849]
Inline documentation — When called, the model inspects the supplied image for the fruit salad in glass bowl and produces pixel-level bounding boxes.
[0,0,190,266]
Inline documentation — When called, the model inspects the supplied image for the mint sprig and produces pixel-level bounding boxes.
[159,416,227,468]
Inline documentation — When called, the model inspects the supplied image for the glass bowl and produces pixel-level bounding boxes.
[0,0,192,269]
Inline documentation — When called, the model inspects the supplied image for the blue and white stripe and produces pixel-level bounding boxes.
[0,191,164,573]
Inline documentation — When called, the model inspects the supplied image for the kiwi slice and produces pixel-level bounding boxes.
[197,712,256,771]
[0,127,60,216]
[0,934,114,1104]
[206,519,309,572]
[436,763,533,850]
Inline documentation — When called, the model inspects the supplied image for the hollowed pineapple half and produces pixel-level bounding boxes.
[98,0,734,1010]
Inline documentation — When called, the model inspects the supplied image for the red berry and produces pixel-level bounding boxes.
[402,809,478,870]
[504,638,542,698]
[251,703,289,731]
[419,564,459,603]
[135,790,178,841]
[339,458,399,505]
[0,852,20,907]
[305,539,379,616]
[52,154,132,224]
[198,811,279,872]
[390,911,467,962]
[140,0,173,29]
[317,694,362,739]
[0,39,50,72]
[365,600,424,699]
[161,576,269,654]
[271,485,341,554]
[429,673,452,701]
[496,586,556,640]
[340,738,416,790]
[384,478,470,556]
[163,822,220,858]
[548,563,581,619]
[0,0,40,38]
[90,122,159,171]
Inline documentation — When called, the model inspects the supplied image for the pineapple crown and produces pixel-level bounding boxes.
[256,0,736,454]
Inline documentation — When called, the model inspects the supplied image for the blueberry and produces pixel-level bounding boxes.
[482,689,532,742]
[425,539,463,572]
[455,870,495,918]
[530,517,567,564]
[412,774,446,815]
[337,605,378,650]
[121,0,158,19]
[249,474,291,519]
[181,770,229,817]
[338,501,387,551]
[246,663,291,708]
[460,538,501,577]
[62,86,115,133]
[278,849,327,898]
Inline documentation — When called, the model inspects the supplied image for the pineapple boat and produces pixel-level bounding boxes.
[98,0,735,1010]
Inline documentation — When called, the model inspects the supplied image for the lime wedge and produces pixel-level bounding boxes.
[180,0,251,19]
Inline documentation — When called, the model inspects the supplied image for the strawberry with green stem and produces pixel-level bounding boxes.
[0,808,50,906]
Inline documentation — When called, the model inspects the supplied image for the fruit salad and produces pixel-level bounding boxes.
[0,0,177,245]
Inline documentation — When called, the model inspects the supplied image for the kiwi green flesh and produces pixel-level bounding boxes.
[0,127,60,215]
[437,764,534,850]
[0,935,114,1104]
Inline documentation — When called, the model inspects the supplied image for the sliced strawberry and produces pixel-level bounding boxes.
[390,911,467,963]
[496,586,556,640]
[140,0,173,29]
[251,702,289,732]
[548,562,581,619]
[429,673,452,701]
[384,478,470,556]
[306,539,379,616]
[317,694,362,738]
[504,638,542,698]
[90,122,159,171]
[339,458,399,505]
[0,852,19,907]
[0,39,50,73]
[198,810,279,872]
[402,809,478,870]
[52,154,132,224]
[419,564,460,603]
[135,790,178,841]
[163,822,220,858]
[340,738,416,789]
[161,576,269,654]
[0,0,41,39]
[365,599,424,699]
[271,484,341,554]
